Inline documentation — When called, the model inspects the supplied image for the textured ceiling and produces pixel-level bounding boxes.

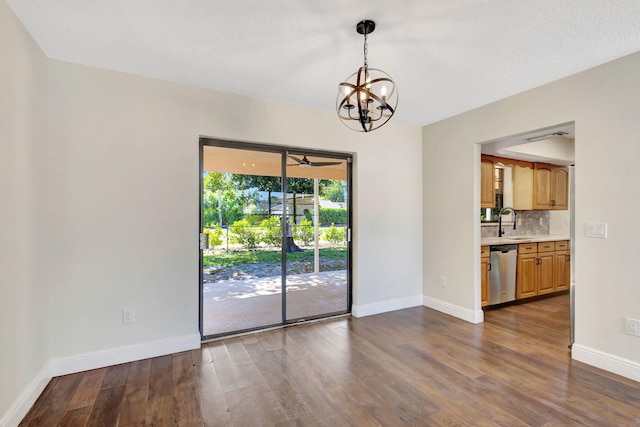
[7,0,640,126]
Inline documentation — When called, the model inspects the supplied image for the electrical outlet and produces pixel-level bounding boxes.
[123,308,136,324]
[439,276,447,287]
[625,318,640,336]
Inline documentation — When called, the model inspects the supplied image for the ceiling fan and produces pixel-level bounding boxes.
[287,155,342,168]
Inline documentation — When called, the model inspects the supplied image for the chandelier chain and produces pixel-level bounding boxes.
[363,30,368,70]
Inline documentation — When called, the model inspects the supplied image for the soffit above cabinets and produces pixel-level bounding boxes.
[482,123,575,166]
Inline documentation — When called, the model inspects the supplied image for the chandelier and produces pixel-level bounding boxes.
[337,20,398,132]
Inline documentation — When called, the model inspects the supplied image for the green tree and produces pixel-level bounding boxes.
[202,172,243,227]
[320,179,347,202]
[232,175,280,216]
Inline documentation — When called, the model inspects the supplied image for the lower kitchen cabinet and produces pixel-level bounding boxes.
[537,251,555,295]
[555,250,570,291]
[516,240,571,300]
[516,252,537,299]
[481,246,490,306]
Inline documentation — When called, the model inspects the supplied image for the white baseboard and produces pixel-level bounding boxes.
[422,296,484,324]
[51,333,201,377]
[0,362,52,427]
[572,343,640,383]
[352,295,423,318]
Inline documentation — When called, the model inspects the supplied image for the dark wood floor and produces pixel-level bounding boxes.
[20,294,640,426]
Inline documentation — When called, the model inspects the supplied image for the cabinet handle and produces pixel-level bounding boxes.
[567,255,570,262]
[488,263,492,271]
[537,257,541,265]
[552,200,556,206]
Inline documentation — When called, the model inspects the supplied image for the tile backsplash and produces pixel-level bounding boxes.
[481,210,550,238]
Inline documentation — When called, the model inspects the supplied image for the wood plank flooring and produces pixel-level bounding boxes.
[20,295,640,426]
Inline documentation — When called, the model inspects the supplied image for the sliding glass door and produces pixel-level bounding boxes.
[284,153,350,322]
[200,140,351,338]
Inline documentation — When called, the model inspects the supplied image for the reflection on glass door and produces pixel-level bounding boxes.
[200,140,351,339]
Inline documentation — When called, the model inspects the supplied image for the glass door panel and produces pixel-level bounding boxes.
[285,154,350,322]
[201,145,283,337]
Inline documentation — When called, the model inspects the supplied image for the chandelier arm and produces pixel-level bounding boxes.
[366,91,395,114]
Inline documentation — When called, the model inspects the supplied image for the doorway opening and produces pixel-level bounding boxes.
[478,122,575,345]
[199,139,352,339]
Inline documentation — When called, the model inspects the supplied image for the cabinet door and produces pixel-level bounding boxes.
[537,252,555,295]
[555,250,570,291]
[481,256,490,307]
[512,164,533,210]
[533,163,553,209]
[481,156,495,208]
[516,253,537,299]
[552,167,569,210]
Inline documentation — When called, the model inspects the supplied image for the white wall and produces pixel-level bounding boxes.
[45,60,423,360]
[1,3,423,418]
[549,208,571,235]
[0,1,50,424]
[423,52,640,381]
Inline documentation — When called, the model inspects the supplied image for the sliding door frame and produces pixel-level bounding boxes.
[199,137,353,339]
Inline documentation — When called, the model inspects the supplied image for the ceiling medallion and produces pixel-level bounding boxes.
[337,20,398,132]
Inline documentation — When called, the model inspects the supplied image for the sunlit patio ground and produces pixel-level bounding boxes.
[202,270,347,336]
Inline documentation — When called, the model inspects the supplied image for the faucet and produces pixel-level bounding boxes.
[498,207,517,237]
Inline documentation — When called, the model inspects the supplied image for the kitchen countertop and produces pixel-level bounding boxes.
[481,234,570,246]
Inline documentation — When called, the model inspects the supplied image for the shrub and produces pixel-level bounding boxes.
[295,219,315,245]
[319,207,347,225]
[204,225,223,248]
[229,219,260,249]
[244,214,264,226]
[323,223,345,245]
[260,216,282,247]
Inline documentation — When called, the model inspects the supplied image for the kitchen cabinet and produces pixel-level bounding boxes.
[481,156,495,208]
[512,163,534,210]
[552,167,569,209]
[533,163,569,210]
[481,246,490,307]
[516,244,537,299]
[536,242,556,295]
[554,240,570,291]
[516,240,571,299]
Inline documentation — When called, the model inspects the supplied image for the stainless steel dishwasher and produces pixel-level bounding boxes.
[489,244,518,304]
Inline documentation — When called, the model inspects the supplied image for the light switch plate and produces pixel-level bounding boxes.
[586,222,607,238]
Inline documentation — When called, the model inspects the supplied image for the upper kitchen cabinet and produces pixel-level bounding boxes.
[512,162,534,210]
[481,155,495,208]
[533,163,569,210]
[552,167,569,209]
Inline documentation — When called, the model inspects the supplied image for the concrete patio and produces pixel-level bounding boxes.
[202,270,348,336]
